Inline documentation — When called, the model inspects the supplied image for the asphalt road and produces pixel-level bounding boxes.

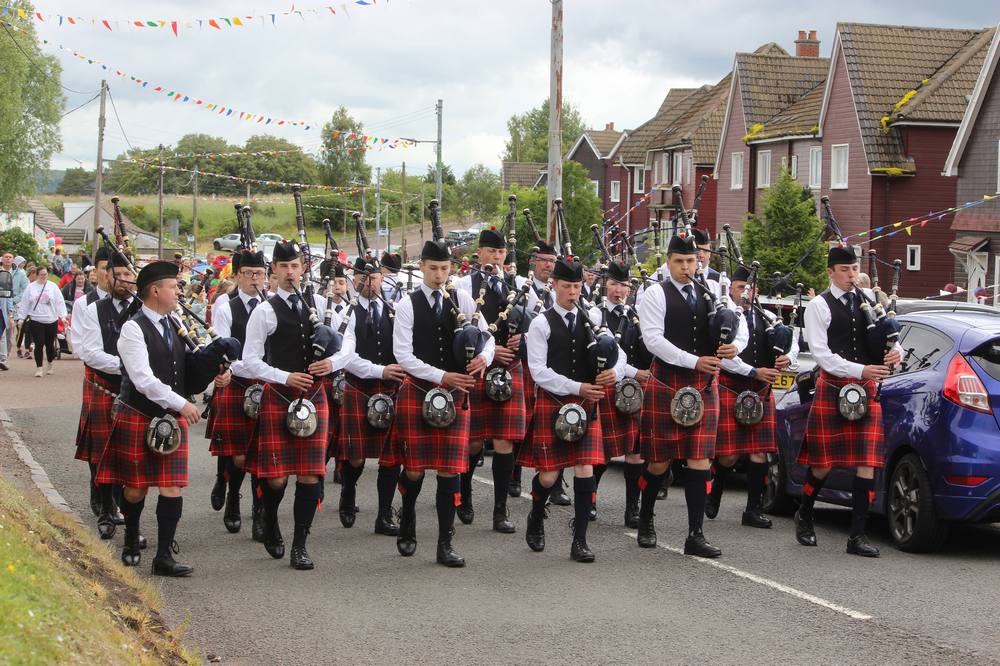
[3,356,1000,665]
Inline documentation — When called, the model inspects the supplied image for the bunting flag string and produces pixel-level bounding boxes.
[1,2,380,36]
[845,194,998,246]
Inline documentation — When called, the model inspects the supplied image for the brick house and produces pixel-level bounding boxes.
[501,161,547,190]
[562,124,626,216]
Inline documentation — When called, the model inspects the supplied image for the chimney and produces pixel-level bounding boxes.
[605,122,615,131]
[795,29,820,57]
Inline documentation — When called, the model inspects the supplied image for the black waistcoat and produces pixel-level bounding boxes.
[736,309,775,370]
[228,292,253,346]
[118,314,186,418]
[543,308,593,383]
[354,301,396,366]
[410,290,460,373]
[91,297,136,384]
[661,281,713,358]
[472,272,509,345]
[821,290,876,365]
[265,295,312,374]
[86,289,102,306]
[605,303,653,370]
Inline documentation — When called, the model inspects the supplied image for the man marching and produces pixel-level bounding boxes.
[636,234,742,558]
[796,246,901,557]
[708,266,798,528]
[519,255,624,562]
[387,237,494,567]
[97,261,231,576]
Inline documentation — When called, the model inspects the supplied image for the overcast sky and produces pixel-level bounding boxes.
[40,0,999,179]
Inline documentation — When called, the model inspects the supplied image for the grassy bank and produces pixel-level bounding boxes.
[0,478,195,665]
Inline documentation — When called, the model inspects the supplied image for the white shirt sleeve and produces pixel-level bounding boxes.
[526,312,582,397]
[343,311,387,380]
[803,295,865,379]
[638,283,699,370]
[241,301,290,385]
[70,294,92,352]
[392,294,445,385]
[79,300,120,374]
[212,297,233,338]
[117,319,187,412]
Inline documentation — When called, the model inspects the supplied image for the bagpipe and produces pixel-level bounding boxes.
[229,202,271,419]
[520,205,554,315]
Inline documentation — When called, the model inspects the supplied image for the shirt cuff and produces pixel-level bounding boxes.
[430,368,446,385]
[166,392,187,413]
[625,365,638,379]
[272,369,290,386]
[679,352,700,370]
[846,361,866,380]
[567,380,583,397]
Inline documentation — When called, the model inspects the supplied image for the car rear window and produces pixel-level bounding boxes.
[970,339,1000,381]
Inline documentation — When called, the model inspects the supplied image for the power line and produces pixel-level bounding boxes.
[0,21,98,96]
[60,90,100,118]
[106,86,135,152]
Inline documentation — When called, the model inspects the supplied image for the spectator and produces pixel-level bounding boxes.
[12,257,30,358]
[17,266,67,377]
[0,252,14,370]
[85,265,98,288]
[61,270,90,306]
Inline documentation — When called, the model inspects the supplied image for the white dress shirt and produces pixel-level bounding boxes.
[804,285,902,380]
[343,295,391,380]
[117,306,187,412]
[18,281,67,324]
[70,287,107,352]
[392,282,496,385]
[79,295,133,375]
[527,301,626,397]
[591,301,641,379]
[212,289,263,379]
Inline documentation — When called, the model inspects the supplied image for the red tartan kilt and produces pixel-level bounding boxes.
[207,376,258,457]
[469,360,527,442]
[797,371,884,468]
[522,369,537,414]
[321,375,341,459]
[245,383,329,479]
[96,403,189,489]
[74,370,120,464]
[597,382,640,460]
[517,390,604,472]
[384,377,470,474]
[715,373,778,457]
[338,375,400,460]
[639,362,719,462]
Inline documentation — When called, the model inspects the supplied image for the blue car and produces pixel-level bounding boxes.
[765,300,1000,552]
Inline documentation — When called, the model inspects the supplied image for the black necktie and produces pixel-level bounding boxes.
[248,297,259,312]
[844,292,857,315]
[160,317,174,351]
[746,310,756,338]
[683,284,697,312]
[565,311,575,331]
[614,304,624,318]
[491,276,503,299]
[335,303,343,314]
[432,291,442,320]
[288,293,300,315]
[370,302,381,330]
[544,290,553,309]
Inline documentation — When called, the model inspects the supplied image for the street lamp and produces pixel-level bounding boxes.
[400,137,442,207]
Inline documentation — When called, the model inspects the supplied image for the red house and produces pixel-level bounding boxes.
[562,124,627,216]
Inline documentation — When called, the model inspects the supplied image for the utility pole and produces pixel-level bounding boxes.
[401,161,407,261]
[435,98,443,207]
[192,162,199,256]
[375,166,382,253]
[92,80,107,253]
[546,1,564,246]
[420,189,425,245]
[157,144,165,260]
[361,185,367,228]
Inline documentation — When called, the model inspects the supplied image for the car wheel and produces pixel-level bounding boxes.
[761,451,795,516]
[888,453,949,552]
[213,241,221,250]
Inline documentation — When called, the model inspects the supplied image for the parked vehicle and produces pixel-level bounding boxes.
[212,233,242,251]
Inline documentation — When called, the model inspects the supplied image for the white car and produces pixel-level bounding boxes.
[212,233,241,251]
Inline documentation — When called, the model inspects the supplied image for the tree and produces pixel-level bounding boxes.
[318,107,371,188]
[502,100,588,163]
[424,164,456,186]
[56,167,96,195]
[741,169,828,293]
[0,228,41,265]
[457,164,501,220]
[0,1,64,212]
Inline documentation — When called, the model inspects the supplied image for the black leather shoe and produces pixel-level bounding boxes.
[223,492,242,533]
[138,534,147,550]
[550,486,571,507]
[89,483,101,517]
[436,541,466,568]
[492,505,516,534]
[624,503,639,529]
[290,545,315,570]
[684,531,722,558]
[794,509,817,547]
[588,504,598,522]
[263,513,285,559]
[525,508,546,552]
[97,511,116,539]
[151,551,193,577]
[846,534,880,558]
[570,538,595,563]
[397,512,417,556]
[339,487,358,528]
[636,513,657,548]
[111,506,125,526]
[741,509,772,529]
[374,510,399,536]
[120,530,141,567]
[251,506,265,543]
[705,480,724,519]
[210,476,226,512]
[456,501,475,525]
[508,478,521,498]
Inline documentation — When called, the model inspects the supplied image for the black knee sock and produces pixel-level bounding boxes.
[376,465,401,515]
[712,461,733,494]
[121,495,145,535]
[250,475,261,511]
[593,464,607,490]
[216,456,226,482]
[850,476,875,538]
[436,475,461,542]
[624,463,642,508]
[292,481,322,547]
[685,468,712,534]
[98,484,115,514]
[491,452,514,507]
[262,482,286,520]
[88,462,97,484]
[398,473,424,518]
[511,464,522,484]
[800,469,827,517]
[226,459,246,499]
[745,461,769,512]
[460,452,478,503]
[155,496,182,557]
[556,468,566,490]
[530,474,552,515]
[638,468,667,518]
[573,476,596,541]
[343,462,365,489]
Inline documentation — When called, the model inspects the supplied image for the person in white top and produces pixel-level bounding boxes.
[17,266,67,376]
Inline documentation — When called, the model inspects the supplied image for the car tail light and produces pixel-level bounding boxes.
[944,475,989,486]
[943,354,991,414]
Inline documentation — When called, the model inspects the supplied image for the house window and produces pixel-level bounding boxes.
[780,156,788,172]
[610,180,621,203]
[791,155,799,179]
[757,150,771,188]
[673,153,683,186]
[907,245,921,271]
[662,154,670,186]
[731,152,744,190]
[633,167,644,193]
[590,180,599,196]
[687,156,693,185]
[809,147,822,189]
[831,144,849,189]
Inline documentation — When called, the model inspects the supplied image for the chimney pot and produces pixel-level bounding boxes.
[606,122,614,131]
[808,29,817,40]
[798,30,807,40]
[795,29,820,58]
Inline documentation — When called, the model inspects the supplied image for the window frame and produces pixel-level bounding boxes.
[756,150,772,189]
[634,167,645,193]
[673,152,683,187]
[906,244,921,271]
[791,154,799,179]
[730,152,744,191]
[831,143,850,190]
[809,146,822,189]
[610,179,621,203]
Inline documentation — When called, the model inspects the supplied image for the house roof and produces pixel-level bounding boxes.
[648,75,732,165]
[25,200,87,245]
[830,22,995,171]
[735,52,830,132]
[752,81,826,141]
[944,25,1000,176]
[501,161,547,190]
[617,88,700,165]
[565,127,625,163]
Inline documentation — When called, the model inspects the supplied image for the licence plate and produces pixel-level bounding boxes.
[772,372,797,391]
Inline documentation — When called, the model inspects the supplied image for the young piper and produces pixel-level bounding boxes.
[242,240,352,570]
[636,234,743,558]
[388,237,494,567]
[519,256,624,562]
[708,265,798,527]
[97,261,230,576]
[796,246,901,557]
[336,256,405,535]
